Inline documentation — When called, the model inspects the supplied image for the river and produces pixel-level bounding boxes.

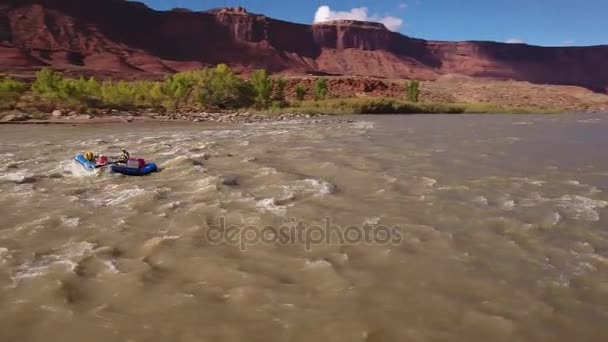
[1,114,607,342]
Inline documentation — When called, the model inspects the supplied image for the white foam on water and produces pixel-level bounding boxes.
[161,155,190,168]
[514,121,533,125]
[0,170,35,184]
[13,215,51,234]
[548,212,561,226]
[87,185,145,207]
[60,160,98,178]
[554,195,608,222]
[296,179,336,196]
[189,177,218,193]
[364,217,381,225]
[60,216,80,228]
[472,196,489,206]
[0,247,10,263]
[304,260,333,269]
[0,153,15,164]
[352,121,375,130]
[256,198,292,215]
[577,118,601,123]
[419,177,437,188]
[12,241,96,282]
[256,167,278,177]
[384,175,397,183]
[512,177,546,186]
[103,260,120,274]
[528,180,545,186]
[437,185,470,191]
[500,200,516,211]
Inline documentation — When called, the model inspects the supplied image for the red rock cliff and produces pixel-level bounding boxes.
[1,0,607,92]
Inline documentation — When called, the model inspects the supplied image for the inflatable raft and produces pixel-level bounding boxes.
[111,163,158,176]
[74,154,97,171]
[74,154,158,176]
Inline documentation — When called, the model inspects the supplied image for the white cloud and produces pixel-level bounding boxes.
[313,5,404,31]
[506,38,524,44]
[398,3,408,9]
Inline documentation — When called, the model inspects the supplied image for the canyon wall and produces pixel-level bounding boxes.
[1,0,607,92]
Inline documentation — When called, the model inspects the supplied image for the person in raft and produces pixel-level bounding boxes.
[114,149,130,164]
[83,149,129,165]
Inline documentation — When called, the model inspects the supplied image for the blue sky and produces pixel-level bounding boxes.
[139,0,607,46]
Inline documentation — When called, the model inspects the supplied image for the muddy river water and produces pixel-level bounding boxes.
[1,114,607,342]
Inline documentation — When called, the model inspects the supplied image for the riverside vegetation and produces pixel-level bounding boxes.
[0,64,563,121]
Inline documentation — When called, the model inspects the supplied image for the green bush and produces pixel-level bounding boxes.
[162,72,198,109]
[196,64,252,109]
[295,83,306,101]
[250,69,273,108]
[272,77,287,107]
[406,80,420,103]
[0,78,28,108]
[32,68,101,105]
[100,81,135,108]
[32,68,63,98]
[314,77,328,101]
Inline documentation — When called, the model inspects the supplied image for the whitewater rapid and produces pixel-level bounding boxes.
[1,114,607,342]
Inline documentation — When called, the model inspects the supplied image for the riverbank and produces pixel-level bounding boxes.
[0,97,578,125]
[3,67,608,124]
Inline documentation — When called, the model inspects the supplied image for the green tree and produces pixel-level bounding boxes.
[406,80,420,103]
[196,64,251,109]
[32,68,63,99]
[314,77,328,101]
[295,83,307,101]
[32,69,101,105]
[250,69,273,108]
[148,82,166,107]
[0,78,28,109]
[162,72,198,109]
[101,81,136,108]
[272,77,287,107]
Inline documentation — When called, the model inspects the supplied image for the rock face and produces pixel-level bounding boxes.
[1,0,608,92]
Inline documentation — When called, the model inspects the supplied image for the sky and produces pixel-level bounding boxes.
[138,0,608,46]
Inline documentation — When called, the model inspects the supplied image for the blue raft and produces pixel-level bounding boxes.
[75,154,158,176]
[110,163,158,176]
[74,154,97,171]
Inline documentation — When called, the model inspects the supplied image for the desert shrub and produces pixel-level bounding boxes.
[250,69,273,108]
[295,83,306,101]
[32,68,63,97]
[162,71,201,109]
[314,77,328,101]
[358,98,398,113]
[196,64,252,109]
[272,77,287,107]
[0,78,28,108]
[100,81,137,108]
[32,68,101,105]
[406,80,420,103]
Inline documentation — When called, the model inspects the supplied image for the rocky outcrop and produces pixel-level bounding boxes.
[1,0,607,92]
